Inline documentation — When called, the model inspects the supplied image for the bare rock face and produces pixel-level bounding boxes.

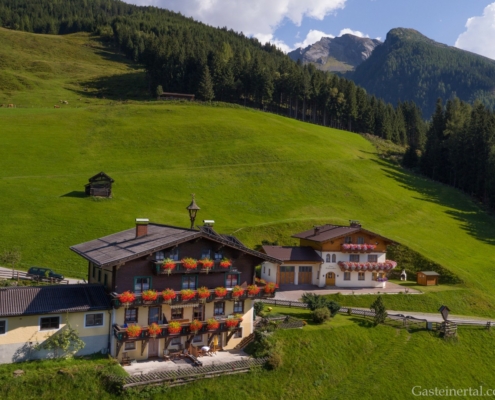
[288,34,382,72]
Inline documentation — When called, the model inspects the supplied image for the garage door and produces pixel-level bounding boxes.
[280,266,295,284]
[298,266,313,284]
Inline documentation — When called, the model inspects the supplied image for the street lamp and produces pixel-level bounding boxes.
[186,194,200,229]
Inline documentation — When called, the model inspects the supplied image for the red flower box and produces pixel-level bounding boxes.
[247,285,260,296]
[264,282,278,294]
[168,321,181,335]
[161,258,176,273]
[225,319,240,328]
[215,287,227,297]
[118,291,136,304]
[200,258,214,268]
[180,289,196,301]
[181,258,198,270]
[142,290,158,301]
[127,324,142,338]
[148,323,162,337]
[206,318,220,330]
[231,285,244,298]
[189,320,203,332]
[197,287,211,299]
[162,289,176,301]
[219,258,232,268]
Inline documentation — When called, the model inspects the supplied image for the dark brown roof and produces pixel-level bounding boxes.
[0,284,110,317]
[88,171,114,183]
[262,246,322,262]
[292,224,396,244]
[71,223,281,268]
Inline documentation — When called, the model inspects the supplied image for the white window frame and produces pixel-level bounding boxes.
[234,327,243,338]
[0,319,7,335]
[39,315,61,331]
[84,312,105,328]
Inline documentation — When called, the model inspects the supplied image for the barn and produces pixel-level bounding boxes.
[84,172,114,197]
[416,271,440,286]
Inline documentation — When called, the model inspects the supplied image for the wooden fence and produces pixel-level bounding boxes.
[107,357,267,390]
[0,269,70,285]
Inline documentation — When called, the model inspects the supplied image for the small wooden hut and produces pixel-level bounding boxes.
[416,271,440,286]
[85,172,114,197]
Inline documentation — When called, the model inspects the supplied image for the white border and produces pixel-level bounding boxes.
[83,312,106,329]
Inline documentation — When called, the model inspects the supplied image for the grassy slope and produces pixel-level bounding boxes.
[1,29,495,318]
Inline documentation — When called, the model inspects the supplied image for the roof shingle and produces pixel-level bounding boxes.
[262,246,322,262]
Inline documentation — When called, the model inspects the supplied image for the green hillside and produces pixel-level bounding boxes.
[1,28,495,318]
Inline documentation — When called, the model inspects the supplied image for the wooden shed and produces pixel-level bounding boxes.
[84,172,114,197]
[416,271,440,286]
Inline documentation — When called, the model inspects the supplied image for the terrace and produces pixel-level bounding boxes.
[151,259,235,275]
[340,243,380,253]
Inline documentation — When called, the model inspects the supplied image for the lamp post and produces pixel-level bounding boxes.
[186,194,200,229]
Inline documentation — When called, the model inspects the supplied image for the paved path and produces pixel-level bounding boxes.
[0,266,83,284]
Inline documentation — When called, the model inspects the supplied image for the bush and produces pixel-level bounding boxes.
[267,352,283,370]
[254,301,265,316]
[312,307,331,324]
[370,296,388,326]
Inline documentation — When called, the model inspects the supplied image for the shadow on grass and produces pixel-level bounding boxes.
[74,71,149,101]
[371,157,495,246]
[60,191,86,198]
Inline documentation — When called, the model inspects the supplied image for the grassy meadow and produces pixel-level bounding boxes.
[1,28,495,318]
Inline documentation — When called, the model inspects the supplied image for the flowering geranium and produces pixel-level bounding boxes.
[189,319,203,332]
[161,258,176,274]
[168,321,181,334]
[142,289,158,301]
[225,318,240,329]
[247,284,260,296]
[148,323,162,337]
[200,258,214,268]
[215,286,227,297]
[127,324,142,338]
[181,257,198,270]
[231,285,244,298]
[118,291,136,304]
[162,288,176,301]
[206,318,219,330]
[264,282,278,294]
[180,289,196,301]
[197,286,211,299]
[219,258,232,268]
[255,277,266,285]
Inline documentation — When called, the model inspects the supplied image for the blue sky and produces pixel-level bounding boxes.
[126,0,495,59]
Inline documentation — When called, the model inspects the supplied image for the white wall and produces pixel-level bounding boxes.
[261,262,277,283]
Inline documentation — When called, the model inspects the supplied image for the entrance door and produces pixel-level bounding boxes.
[280,266,295,284]
[326,272,335,286]
[148,306,161,324]
[148,338,159,358]
[298,266,313,284]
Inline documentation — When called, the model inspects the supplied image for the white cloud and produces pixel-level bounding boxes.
[126,0,346,42]
[253,33,292,53]
[455,3,495,60]
[338,28,369,38]
[294,29,334,49]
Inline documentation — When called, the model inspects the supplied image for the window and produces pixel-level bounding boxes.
[201,249,211,259]
[85,313,104,327]
[263,266,266,274]
[268,269,271,277]
[358,272,365,281]
[98,269,101,282]
[182,275,197,290]
[171,308,183,320]
[155,251,165,261]
[349,254,360,262]
[214,302,225,316]
[193,334,203,343]
[234,327,243,338]
[357,237,365,244]
[344,272,351,281]
[372,272,377,281]
[233,300,244,313]
[0,320,6,335]
[332,254,336,263]
[125,308,138,323]
[280,266,294,272]
[193,305,204,321]
[344,236,352,244]
[40,316,60,331]
[326,254,330,262]
[134,277,151,294]
[368,255,378,262]
[226,273,239,288]
[168,247,179,261]
[214,250,223,260]
[171,336,181,345]
[125,342,136,350]
[299,266,311,272]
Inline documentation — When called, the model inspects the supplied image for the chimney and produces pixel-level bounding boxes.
[314,226,320,236]
[135,218,149,238]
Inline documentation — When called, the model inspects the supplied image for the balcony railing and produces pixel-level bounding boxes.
[152,260,238,275]
[110,288,276,308]
[340,244,380,253]
[113,318,241,341]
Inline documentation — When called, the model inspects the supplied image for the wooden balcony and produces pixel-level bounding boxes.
[110,288,276,308]
[340,244,379,253]
[151,260,234,275]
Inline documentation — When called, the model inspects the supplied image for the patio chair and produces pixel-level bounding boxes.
[163,350,171,361]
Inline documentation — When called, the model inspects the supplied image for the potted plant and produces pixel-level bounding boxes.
[142,289,158,302]
[200,258,214,273]
[168,321,182,335]
[219,258,232,268]
[180,288,196,301]
[161,258,176,275]
[197,286,211,302]
[148,322,162,338]
[264,282,278,294]
[189,319,203,332]
[126,324,142,338]
[206,318,219,331]
[231,285,244,298]
[247,284,260,296]
[215,286,227,298]
[161,288,176,303]
[118,291,136,307]
[225,318,240,329]
[181,257,198,270]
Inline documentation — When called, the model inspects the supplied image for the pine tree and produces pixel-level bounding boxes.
[197,65,215,102]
